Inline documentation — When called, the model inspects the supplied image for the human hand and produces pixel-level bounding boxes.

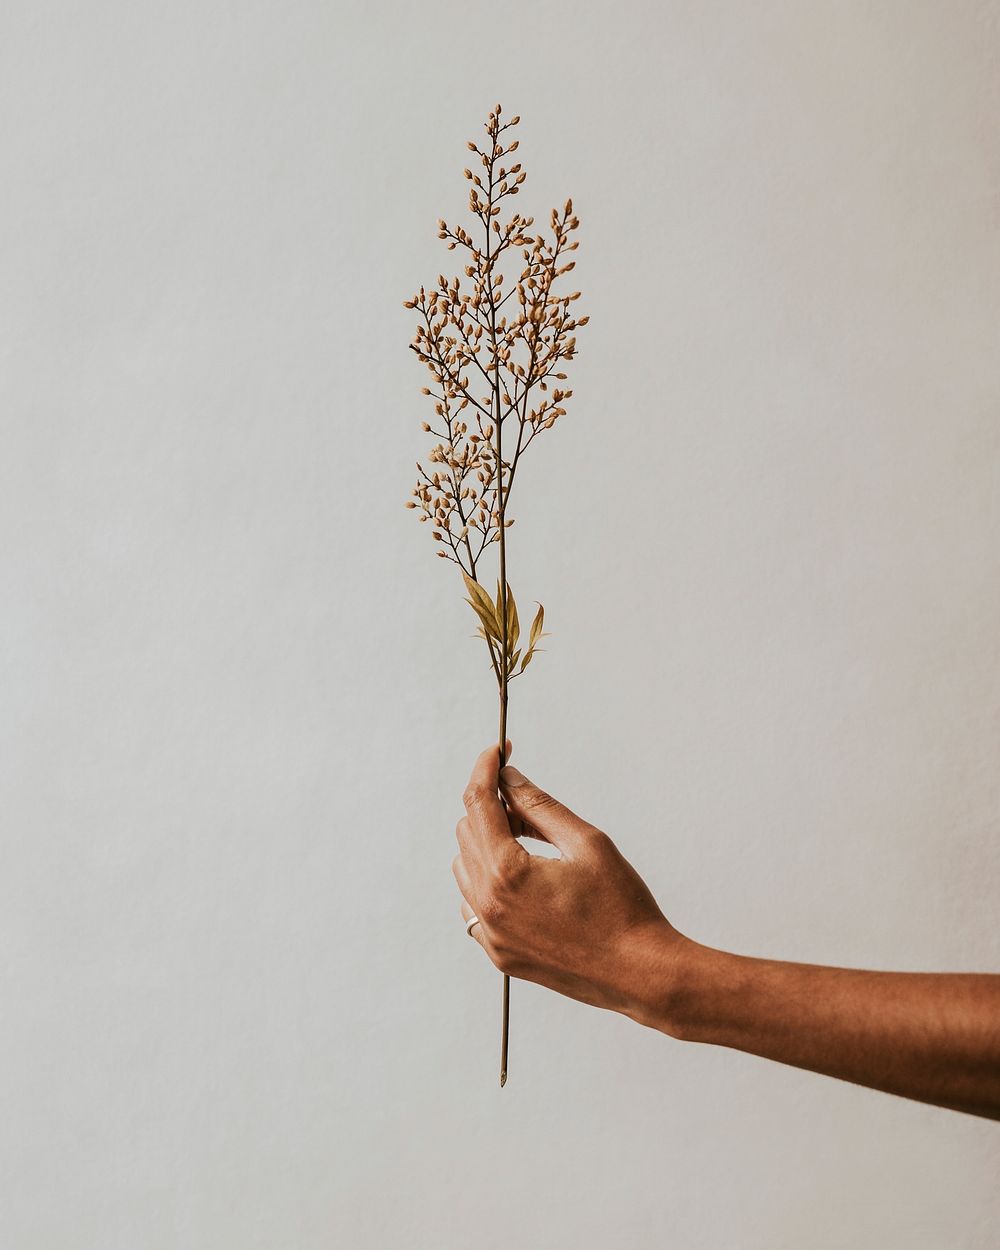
[453,749,1000,1118]
[452,741,687,1026]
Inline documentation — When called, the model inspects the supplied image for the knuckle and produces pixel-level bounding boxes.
[570,822,612,863]
[478,892,507,928]
[520,786,558,814]
[462,781,489,811]
[583,826,613,856]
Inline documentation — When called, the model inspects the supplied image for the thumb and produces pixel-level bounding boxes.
[498,765,595,856]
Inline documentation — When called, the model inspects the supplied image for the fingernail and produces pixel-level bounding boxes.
[500,765,527,787]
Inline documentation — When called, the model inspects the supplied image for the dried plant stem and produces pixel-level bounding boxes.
[487,153,513,1088]
[405,102,587,1089]
[498,729,510,1086]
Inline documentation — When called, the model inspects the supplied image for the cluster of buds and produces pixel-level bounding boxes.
[403,104,589,576]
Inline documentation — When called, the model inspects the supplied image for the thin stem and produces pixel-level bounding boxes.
[485,127,512,1088]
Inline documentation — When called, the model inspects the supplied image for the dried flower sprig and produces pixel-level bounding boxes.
[404,103,588,1085]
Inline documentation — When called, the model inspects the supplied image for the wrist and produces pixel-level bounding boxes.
[615,920,710,1038]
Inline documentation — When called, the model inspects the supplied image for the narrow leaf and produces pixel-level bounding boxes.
[462,570,495,617]
[464,597,502,641]
[462,572,502,636]
[528,602,545,649]
[506,584,520,653]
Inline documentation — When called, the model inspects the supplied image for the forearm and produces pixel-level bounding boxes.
[626,926,1000,1120]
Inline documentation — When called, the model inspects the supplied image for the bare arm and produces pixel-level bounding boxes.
[452,743,1000,1119]
[632,936,1000,1120]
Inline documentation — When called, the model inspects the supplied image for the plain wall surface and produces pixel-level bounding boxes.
[2,2,999,1246]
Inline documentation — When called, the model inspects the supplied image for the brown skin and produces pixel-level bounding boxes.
[452,742,1000,1120]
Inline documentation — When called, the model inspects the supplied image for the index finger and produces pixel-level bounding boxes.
[462,739,525,864]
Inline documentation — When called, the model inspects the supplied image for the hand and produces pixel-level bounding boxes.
[452,746,1000,1118]
[451,741,687,1024]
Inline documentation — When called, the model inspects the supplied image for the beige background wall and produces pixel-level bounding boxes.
[2,1,999,1246]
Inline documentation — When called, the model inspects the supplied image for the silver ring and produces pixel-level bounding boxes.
[465,914,481,936]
